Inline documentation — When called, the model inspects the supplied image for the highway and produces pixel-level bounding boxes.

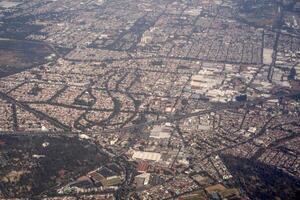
[1,90,299,137]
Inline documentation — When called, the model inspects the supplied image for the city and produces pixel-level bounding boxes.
[0,0,300,199]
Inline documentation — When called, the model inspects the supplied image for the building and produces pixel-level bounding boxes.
[137,161,150,173]
[134,173,151,187]
[132,151,162,162]
[150,125,172,139]
[88,167,122,187]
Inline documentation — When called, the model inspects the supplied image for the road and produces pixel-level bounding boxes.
[1,90,299,137]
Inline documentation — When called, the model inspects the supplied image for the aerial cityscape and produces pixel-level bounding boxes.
[0,0,300,199]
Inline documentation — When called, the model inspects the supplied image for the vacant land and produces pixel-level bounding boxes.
[0,39,54,78]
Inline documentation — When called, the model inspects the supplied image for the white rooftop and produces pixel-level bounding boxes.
[132,151,161,162]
